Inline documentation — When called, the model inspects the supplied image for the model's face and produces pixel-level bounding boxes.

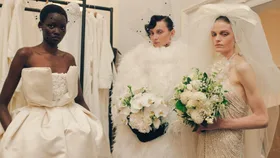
[211,20,235,56]
[39,13,67,46]
[149,20,175,47]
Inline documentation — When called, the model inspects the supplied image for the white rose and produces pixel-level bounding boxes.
[129,112,153,133]
[186,99,199,108]
[187,84,193,91]
[129,113,142,128]
[194,92,207,102]
[204,101,212,108]
[138,124,152,133]
[191,80,202,90]
[180,91,192,104]
[190,110,204,124]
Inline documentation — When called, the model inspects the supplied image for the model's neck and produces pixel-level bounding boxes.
[40,41,58,55]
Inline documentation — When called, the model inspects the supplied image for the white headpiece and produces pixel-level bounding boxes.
[188,3,280,106]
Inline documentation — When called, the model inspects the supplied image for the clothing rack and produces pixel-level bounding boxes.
[0,3,40,12]
[0,0,114,151]
[0,0,114,88]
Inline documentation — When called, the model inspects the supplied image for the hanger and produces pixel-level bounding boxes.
[91,5,97,18]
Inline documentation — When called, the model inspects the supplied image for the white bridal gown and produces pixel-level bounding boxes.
[0,66,111,158]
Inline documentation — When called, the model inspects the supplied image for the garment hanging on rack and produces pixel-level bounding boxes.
[0,0,27,115]
[7,0,42,59]
[95,13,114,89]
[95,13,115,140]
[6,0,42,61]
[7,0,24,60]
[4,0,42,113]
[59,2,82,72]
[85,12,112,158]
[84,11,99,123]
[83,12,115,141]
[0,0,14,83]
[0,0,15,139]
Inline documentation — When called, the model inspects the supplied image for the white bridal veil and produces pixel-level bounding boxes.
[187,3,280,157]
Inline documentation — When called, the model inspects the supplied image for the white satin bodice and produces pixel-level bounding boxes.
[21,66,78,107]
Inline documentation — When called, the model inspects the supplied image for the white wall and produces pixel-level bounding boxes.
[87,0,111,6]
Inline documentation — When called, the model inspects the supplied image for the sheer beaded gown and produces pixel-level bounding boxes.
[197,59,249,158]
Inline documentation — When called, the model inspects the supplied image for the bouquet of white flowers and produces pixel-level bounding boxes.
[114,85,170,141]
[173,68,229,131]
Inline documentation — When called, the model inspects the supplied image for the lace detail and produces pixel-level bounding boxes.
[52,73,68,101]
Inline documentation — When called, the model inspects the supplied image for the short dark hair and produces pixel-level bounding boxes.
[145,15,174,37]
[215,16,231,24]
[40,4,68,22]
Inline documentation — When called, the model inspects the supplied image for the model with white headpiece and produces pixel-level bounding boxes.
[187,3,280,158]
[111,13,199,158]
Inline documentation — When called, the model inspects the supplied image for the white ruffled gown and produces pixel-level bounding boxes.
[0,66,111,158]
[112,41,198,158]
